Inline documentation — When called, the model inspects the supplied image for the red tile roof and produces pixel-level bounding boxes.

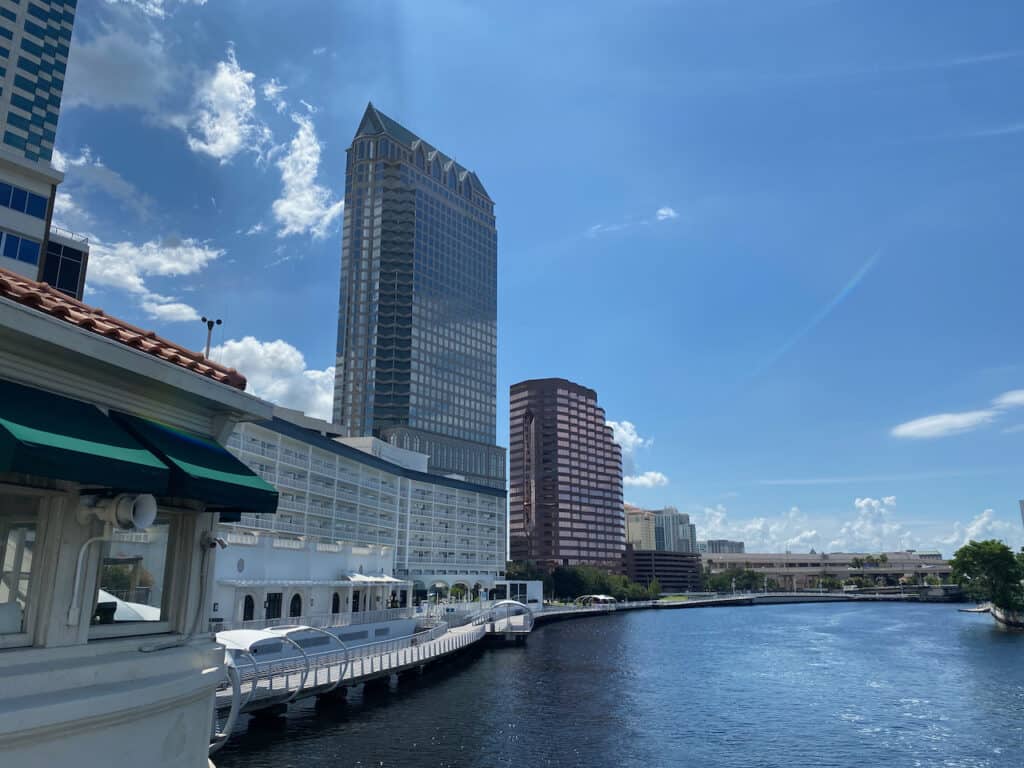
[0,267,247,390]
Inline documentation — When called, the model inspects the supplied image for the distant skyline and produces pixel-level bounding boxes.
[55,1,1024,556]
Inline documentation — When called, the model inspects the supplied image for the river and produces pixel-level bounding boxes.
[215,603,1023,768]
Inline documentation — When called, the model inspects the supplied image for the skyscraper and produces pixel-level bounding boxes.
[509,378,626,570]
[0,0,88,298]
[333,103,504,489]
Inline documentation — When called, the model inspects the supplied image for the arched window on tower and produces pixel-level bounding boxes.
[416,148,425,170]
[432,158,441,180]
[448,167,457,189]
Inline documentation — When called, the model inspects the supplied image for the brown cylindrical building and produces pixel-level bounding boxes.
[509,378,625,571]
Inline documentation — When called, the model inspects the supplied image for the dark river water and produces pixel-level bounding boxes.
[215,603,1023,768]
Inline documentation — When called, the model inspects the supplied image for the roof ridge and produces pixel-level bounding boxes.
[0,266,247,390]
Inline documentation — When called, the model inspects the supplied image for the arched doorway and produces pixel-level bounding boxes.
[331,592,341,615]
[242,594,255,622]
[289,593,302,618]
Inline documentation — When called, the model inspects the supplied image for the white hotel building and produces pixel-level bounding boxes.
[208,408,506,629]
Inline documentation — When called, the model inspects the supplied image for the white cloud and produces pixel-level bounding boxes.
[186,46,271,163]
[51,191,91,231]
[607,419,669,487]
[63,23,176,112]
[52,146,154,221]
[937,509,1023,551]
[696,504,822,552]
[890,387,1024,439]
[271,113,344,239]
[655,206,679,221]
[87,237,222,321]
[623,471,669,488]
[827,496,913,552]
[245,222,265,236]
[992,389,1024,408]
[312,47,327,56]
[211,337,334,420]
[261,78,288,114]
[890,410,997,439]
[139,300,200,322]
[105,0,207,18]
[585,222,625,238]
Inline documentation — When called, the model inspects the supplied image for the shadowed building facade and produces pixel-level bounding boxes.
[509,378,625,570]
[332,103,505,489]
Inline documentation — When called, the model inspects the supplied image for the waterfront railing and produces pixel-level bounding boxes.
[210,606,415,633]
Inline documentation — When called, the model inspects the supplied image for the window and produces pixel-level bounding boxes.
[288,593,302,617]
[0,498,38,643]
[242,595,255,622]
[332,591,341,614]
[91,520,172,633]
[265,592,282,620]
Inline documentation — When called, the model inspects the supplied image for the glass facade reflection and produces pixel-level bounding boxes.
[334,104,505,489]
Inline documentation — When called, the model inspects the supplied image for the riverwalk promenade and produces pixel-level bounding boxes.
[213,589,913,736]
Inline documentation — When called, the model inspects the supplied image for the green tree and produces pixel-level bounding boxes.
[647,577,662,599]
[951,540,1024,610]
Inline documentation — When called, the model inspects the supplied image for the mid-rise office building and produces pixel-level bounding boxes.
[219,407,507,611]
[0,1,87,297]
[332,103,505,489]
[509,378,625,570]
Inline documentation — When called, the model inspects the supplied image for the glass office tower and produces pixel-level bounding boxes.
[333,103,505,489]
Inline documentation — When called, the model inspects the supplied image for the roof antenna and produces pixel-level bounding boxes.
[201,316,222,359]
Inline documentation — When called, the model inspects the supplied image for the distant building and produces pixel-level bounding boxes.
[699,539,746,554]
[624,505,657,550]
[627,504,697,553]
[624,546,702,593]
[332,103,505,489]
[0,2,89,295]
[702,551,952,590]
[509,378,625,571]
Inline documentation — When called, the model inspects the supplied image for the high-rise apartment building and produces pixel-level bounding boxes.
[333,103,505,489]
[509,378,625,570]
[699,539,746,554]
[0,0,88,298]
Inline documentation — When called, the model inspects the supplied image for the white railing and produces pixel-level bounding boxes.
[215,622,485,714]
[211,606,415,632]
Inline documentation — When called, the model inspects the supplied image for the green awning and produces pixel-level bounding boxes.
[0,379,170,492]
[110,412,278,515]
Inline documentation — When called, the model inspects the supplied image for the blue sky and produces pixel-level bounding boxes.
[55,0,1024,555]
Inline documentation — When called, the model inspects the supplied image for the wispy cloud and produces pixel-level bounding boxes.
[890,388,1024,439]
[624,471,669,488]
[761,466,1015,486]
[271,112,344,239]
[586,206,681,237]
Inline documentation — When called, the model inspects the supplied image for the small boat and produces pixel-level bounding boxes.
[958,603,991,613]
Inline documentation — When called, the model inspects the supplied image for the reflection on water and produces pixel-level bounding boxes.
[216,603,1024,768]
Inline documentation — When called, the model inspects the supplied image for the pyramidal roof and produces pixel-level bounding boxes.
[354,102,490,200]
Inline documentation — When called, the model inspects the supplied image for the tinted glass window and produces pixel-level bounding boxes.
[25,193,45,219]
[3,233,19,259]
[9,187,26,212]
[0,183,11,207]
[41,244,60,285]
[56,258,80,294]
[18,238,39,264]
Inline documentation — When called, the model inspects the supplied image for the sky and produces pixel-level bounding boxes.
[54,0,1024,556]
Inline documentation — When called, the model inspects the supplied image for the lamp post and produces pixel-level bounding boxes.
[201,316,222,359]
